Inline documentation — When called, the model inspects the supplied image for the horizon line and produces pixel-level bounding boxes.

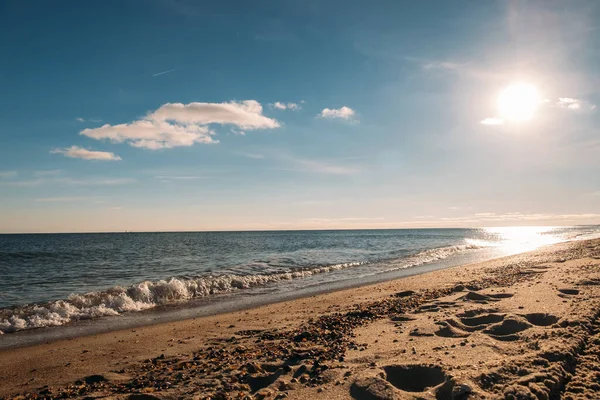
[0,224,593,235]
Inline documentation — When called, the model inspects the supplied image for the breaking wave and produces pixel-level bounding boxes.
[0,243,485,334]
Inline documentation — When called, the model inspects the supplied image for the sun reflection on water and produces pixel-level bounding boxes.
[483,226,564,254]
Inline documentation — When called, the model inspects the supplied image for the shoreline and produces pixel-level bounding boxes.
[1,239,599,399]
[0,242,511,347]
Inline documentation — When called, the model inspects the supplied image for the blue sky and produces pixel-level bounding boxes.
[1,0,599,233]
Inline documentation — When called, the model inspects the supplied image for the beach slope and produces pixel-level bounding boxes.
[1,239,600,399]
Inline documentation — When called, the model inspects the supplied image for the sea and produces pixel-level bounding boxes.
[1,226,599,347]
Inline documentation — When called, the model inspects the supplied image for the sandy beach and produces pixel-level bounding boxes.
[1,238,600,399]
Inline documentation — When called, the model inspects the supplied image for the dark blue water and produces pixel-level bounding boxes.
[1,226,598,335]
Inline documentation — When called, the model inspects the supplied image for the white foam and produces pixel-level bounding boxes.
[391,243,485,270]
[0,261,365,334]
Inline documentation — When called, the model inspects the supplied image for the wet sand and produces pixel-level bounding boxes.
[1,239,600,399]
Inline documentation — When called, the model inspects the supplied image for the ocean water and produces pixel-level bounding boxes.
[1,226,599,338]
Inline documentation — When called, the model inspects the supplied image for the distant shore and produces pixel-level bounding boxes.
[1,239,599,399]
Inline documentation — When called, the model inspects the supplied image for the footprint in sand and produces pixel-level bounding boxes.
[460,313,506,327]
[390,314,416,322]
[520,313,559,327]
[460,291,514,304]
[558,288,579,295]
[483,317,532,342]
[445,313,506,333]
[578,278,600,286]
[458,308,500,317]
[393,290,415,298]
[415,300,459,314]
[444,309,551,342]
[382,365,448,393]
[434,322,470,338]
[351,364,458,399]
[245,368,284,393]
[418,304,441,313]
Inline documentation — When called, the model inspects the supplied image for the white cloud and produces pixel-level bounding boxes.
[270,102,301,111]
[480,117,504,125]
[81,100,279,150]
[557,97,579,109]
[51,146,122,161]
[82,120,215,150]
[319,106,356,121]
[75,117,85,122]
[556,97,596,111]
[0,171,17,179]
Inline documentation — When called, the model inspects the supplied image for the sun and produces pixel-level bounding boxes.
[497,83,540,122]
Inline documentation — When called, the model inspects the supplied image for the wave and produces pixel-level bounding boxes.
[0,242,486,334]
[396,243,485,266]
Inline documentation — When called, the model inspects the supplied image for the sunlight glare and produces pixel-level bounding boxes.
[497,83,540,122]
[485,226,560,254]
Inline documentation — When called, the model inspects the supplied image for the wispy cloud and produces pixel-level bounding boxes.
[80,100,280,150]
[438,212,600,223]
[556,97,596,111]
[51,146,122,161]
[319,106,357,121]
[0,176,134,187]
[270,101,301,111]
[35,196,92,203]
[155,175,206,181]
[421,61,463,71]
[412,56,512,81]
[0,171,17,179]
[243,153,265,159]
[152,68,177,77]
[33,170,62,177]
[479,96,595,125]
[302,217,385,225]
[67,177,134,185]
[277,155,359,175]
[480,117,504,125]
[0,179,42,187]
[75,117,103,123]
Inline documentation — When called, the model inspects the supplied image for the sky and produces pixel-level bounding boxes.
[1,0,599,233]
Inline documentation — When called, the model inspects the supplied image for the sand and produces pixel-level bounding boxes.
[1,239,600,399]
